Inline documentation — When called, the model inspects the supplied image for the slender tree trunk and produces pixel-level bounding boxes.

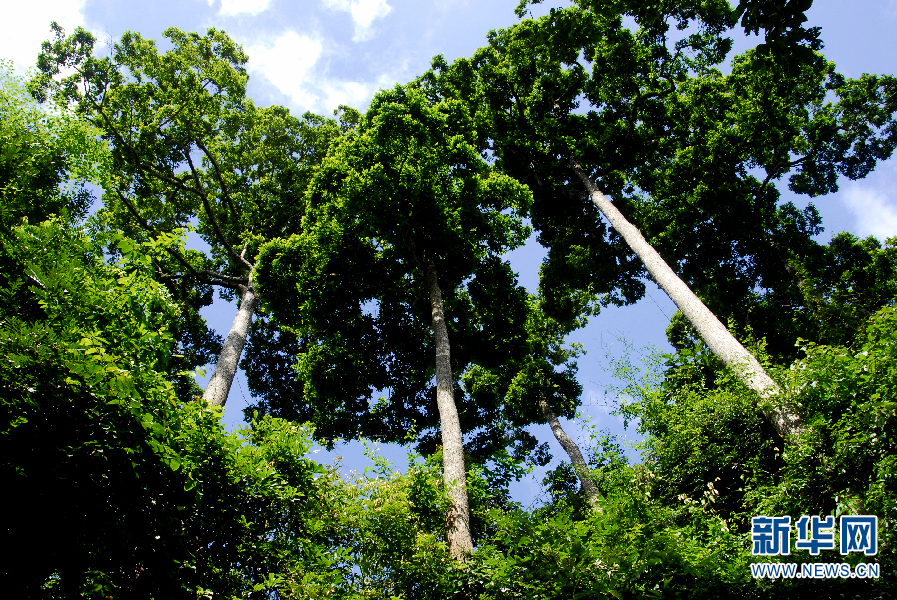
[424,255,474,556]
[537,393,600,506]
[203,280,260,408]
[571,162,802,438]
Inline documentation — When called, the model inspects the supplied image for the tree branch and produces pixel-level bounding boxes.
[627,78,676,138]
[184,151,254,272]
[93,104,201,197]
[195,138,240,227]
[115,189,247,289]
[762,155,809,187]
[88,96,252,274]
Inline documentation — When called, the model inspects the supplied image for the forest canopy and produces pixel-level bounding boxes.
[3,0,897,597]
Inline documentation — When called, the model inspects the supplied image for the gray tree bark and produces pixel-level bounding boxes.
[537,394,600,506]
[571,162,802,438]
[424,256,474,556]
[202,281,260,408]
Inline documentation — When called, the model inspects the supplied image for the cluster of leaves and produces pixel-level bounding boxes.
[0,60,97,227]
[306,442,753,599]
[0,220,344,596]
[0,71,352,599]
[612,304,897,596]
[324,301,896,599]
[253,83,544,458]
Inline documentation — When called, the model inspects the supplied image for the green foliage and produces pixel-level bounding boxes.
[617,346,784,528]
[665,232,897,361]
[255,83,536,453]
[614,307,897,595]
[463,479,750,600]
[325,449,460,598]
[432,0,897,366]
[32,24,348,406]
[331,457,750,600]
[1,62,100,227]
[543,429,629,507]
[33,21,343,272]
[1,72,349,597]
[0,213,348,597]
[734,0,822,57]
[765,307,897,557]
[794,233,897,348]
[6,10,896,598]
[640,47,896,358]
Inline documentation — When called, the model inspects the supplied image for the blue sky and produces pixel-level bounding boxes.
[4,0,897,502]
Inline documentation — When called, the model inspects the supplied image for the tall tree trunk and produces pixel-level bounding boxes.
[537,393,600,506]
[424,256,474,556]
[203,280,260,408]
[571,162,802,438]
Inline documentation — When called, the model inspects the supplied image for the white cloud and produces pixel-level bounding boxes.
[219,0,272,17]
[246,31,324,109]
[244,29,392,115]
[837,156,897,241]
[841,186,897,241]
[322,0,392,42]
[321,80,373,112]
[0,0,87,72]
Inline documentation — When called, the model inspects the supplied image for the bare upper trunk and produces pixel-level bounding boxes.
[424,256,474,556]
[202,280,260,408]
[538,394,600,506]
[571,162,802,438]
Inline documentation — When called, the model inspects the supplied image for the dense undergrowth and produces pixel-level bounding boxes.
[4,210,894,598]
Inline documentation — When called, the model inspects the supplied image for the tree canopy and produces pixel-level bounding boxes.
[4,2,897,596]
[32,25,346,406]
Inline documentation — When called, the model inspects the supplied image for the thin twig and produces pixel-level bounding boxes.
[184,151,253,272]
